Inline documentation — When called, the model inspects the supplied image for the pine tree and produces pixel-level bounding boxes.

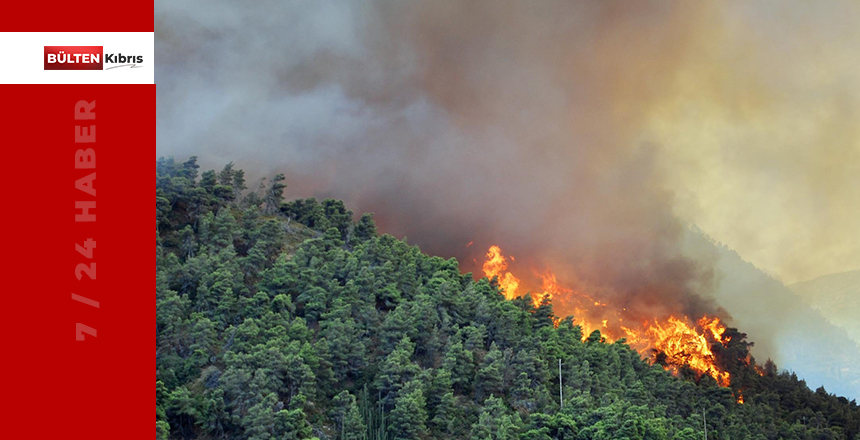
[469,395,520,440]
[354,213,378,242]
[264,173,287,215]
[475,342,505,401]
[375,337,419,407]
[332,391,367,440]
[389,380,428,440]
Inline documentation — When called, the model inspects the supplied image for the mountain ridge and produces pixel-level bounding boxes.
[683,227,860,400]
[789,270,860,347]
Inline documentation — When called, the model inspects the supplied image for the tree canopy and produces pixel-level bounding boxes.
[156,158,860,440]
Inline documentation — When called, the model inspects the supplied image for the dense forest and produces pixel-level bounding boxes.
[156,158,860,440]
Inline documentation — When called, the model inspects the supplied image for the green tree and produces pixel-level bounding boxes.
[389,380,428,440]
[469,395,520,440]
[475,342,505,401]
[354,213,378,242]
[375,337,420,406]
[332,391,367,440]
[264,173,287,215]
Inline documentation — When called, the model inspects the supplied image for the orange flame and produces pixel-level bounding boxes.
[481,245,735,387]
[483,245,521,300]
[644,316,731,386]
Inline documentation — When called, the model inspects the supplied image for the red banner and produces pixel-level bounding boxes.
[1,1,153,438]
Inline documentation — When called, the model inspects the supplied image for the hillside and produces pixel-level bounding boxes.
[789,271,860,346]
[682,229,860,401]
[156,158,860,440]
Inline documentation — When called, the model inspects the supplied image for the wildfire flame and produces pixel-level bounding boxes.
[482,245,734,387]
[642,316,731,387]
[483,245,522,300]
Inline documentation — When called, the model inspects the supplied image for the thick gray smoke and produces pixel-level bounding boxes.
[157,0,718,315]
[156,0,860,397]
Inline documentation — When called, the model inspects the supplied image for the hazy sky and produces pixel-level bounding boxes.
[641,2,860,284]
[156,0,860,285]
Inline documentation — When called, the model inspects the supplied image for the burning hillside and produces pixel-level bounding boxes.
[482,245,735,387]
[155,159,860,438]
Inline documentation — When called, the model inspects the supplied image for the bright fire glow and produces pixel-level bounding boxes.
[483,245,521,300]
[642,316,730,387]
[482,245,734,387]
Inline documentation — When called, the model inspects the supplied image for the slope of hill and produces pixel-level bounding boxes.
[156,158,860,440]
[789,270,860,346]
[683,229,860,401]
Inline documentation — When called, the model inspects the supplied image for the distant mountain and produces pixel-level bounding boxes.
[683,227,860,400]
[790,270,860,346]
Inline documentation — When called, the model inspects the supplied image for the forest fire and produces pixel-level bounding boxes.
[640,316,731,387]
[482,245,521,301]
[482,245,733,387]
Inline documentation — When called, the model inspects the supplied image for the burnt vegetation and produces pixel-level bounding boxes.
[157,158,860,440]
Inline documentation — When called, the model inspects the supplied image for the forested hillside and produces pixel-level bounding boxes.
[156,158,860,440]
